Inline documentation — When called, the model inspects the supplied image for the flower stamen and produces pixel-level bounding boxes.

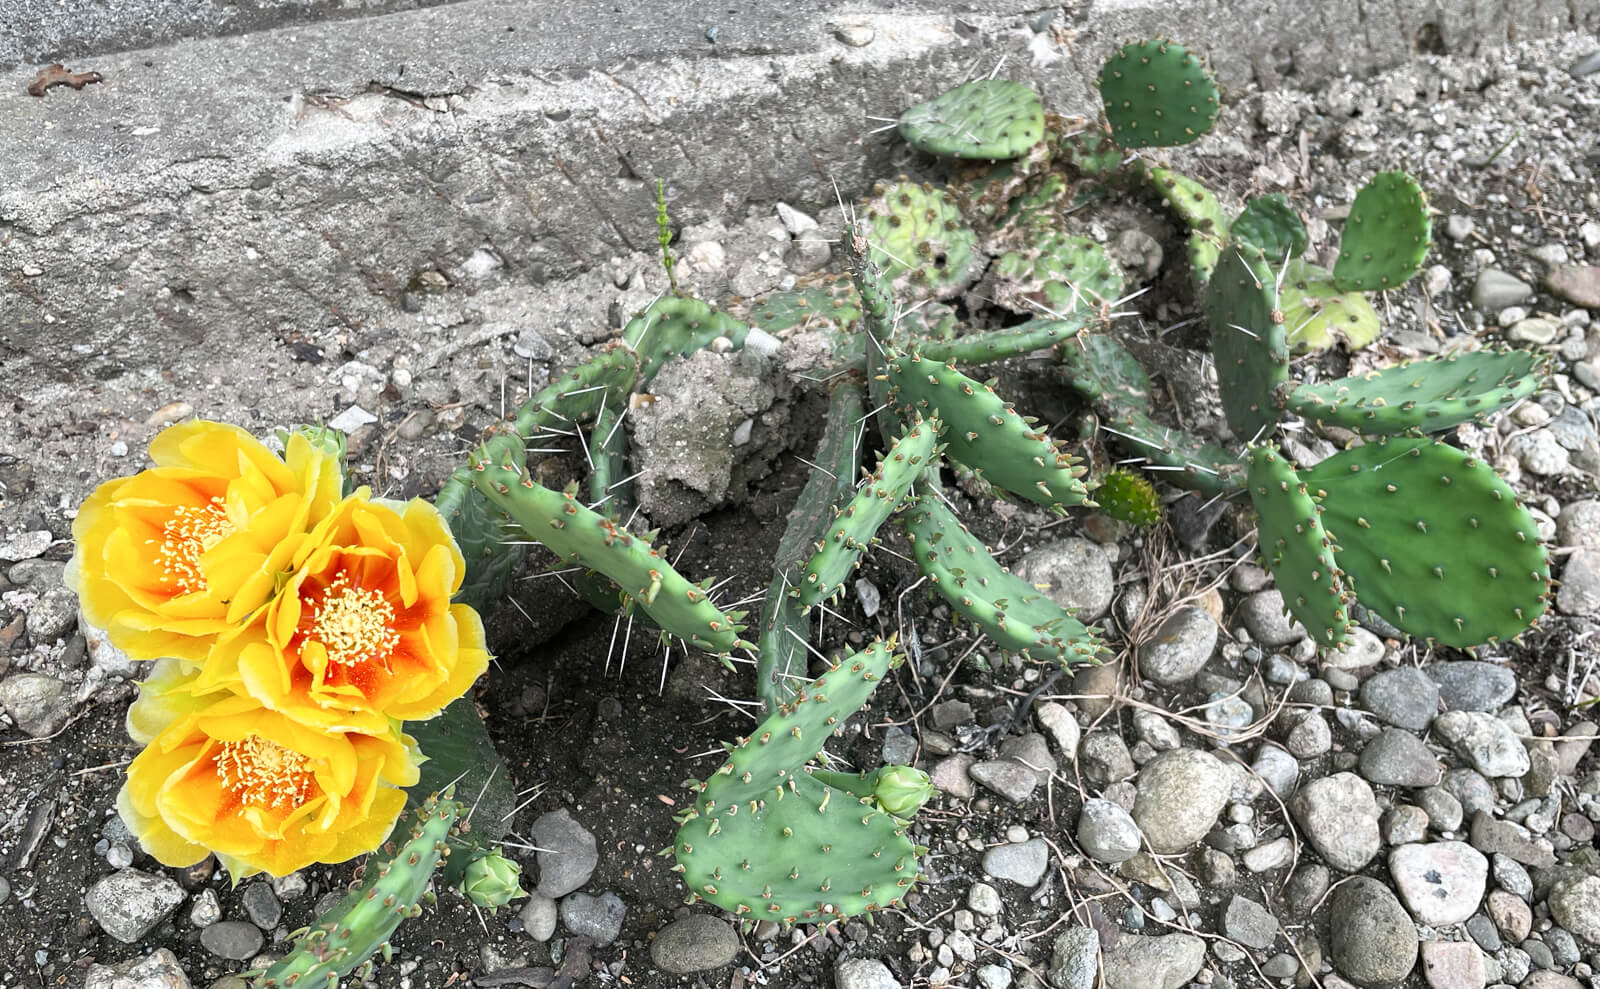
[310,571,400,669]
[215,735,314,809]
[154,498,233,594]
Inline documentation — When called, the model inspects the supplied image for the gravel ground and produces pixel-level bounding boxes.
[2,25,1599,989]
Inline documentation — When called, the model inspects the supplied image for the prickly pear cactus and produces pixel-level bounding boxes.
[1144,166,1228,287]
[1333,171,1431,292]
[1232,194,1308,263]
[622,294,752,385]
[915,313,1092,366]
[901,494,1105,667]
[1302,436,1551,647]
[988,231,1126,317]
[1095,468,1162,527]
[1245,446,1352,647]
[1098,39,1220,149]
[1207,244,1289,442]
[1058,331,1153,410]
[1100,409,1244,494]
[887,353,1091,512]
[1057,118,1124,178]
[736,274,862,340]
[1279,260,1382,354]
[671,641,923,923]
[862,180,984,300]
[253,794,459,989]
[470,449,749,655]
[898,79,1047,160]
[792,418,941,610]
[1283,349,1546,435]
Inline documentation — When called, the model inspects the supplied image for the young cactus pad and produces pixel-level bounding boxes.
[888,353,1091,512]
[1282,349,1545,435]
[863,180,984,301]
[1245,446,1353,647]
[1232,194,1309,263]
[897,79,1046,160]
[791,417,941,610]
[1207,245,1289,442]
[1302,436,1551,647]
[672,641,923,923]
[254,794,459,989]
[901,494,1105,667]
[622,294,752,385]
[1333,171,1431,292]
[471,453,749,654]
[1279,260,1382,354]
[913,313,1092,366]
[1098,39,1220,149]
[988,231,1126,317]
[1095,468,1162,527]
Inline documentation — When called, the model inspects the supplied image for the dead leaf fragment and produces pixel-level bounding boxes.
[27,64,104,97]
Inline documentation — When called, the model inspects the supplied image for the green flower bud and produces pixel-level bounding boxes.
[872,766,935,818]
[461,850,526,911]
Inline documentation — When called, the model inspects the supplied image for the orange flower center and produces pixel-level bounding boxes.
[309,571,400,669]
[155,499,233,594]
[215,735,314,809]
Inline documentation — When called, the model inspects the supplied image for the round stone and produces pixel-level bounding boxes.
[650,914,741,974]
[1013,538,1113,620]
[834,957,900,989]
[982,838,1049,887]
[1137,607,1218,685]
[1360,667,1440,731]
[1329,877,1419,987]
[1291,773,1381,872]
[1077,799,1142,864]
[1238,590,1307,647]
[1388,841,1489,925]
[560,891,626,946]
[1547,875,1600,944]
[1131,749,1229,854]
[1359,728,1443,788]
[1433,711,1532,778]
[1424,661,1516,712]
[200,921,265,961]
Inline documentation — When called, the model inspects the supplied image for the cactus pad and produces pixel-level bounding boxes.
[672,641,922,923]
[1207,245,1289,442]
[1058,331,1153,410]
[898,80,1047,160]
[862,180,983,301]
[1302,436,1550,647]
[792,418,940,610]
[1279,260,1382,353]
[915,313,1093,366]
[1245,446,1353,647]
[1145,166,1228,287]
[989,231,1126,317]
[1058,118,1125,177]
[1283,349,1545,435]
[901,494,1105,667]
[1333,171,1431,292]
[737,274,861,338]
[622,295,752,385]
[257,794,459,988]
[471,453,749,654]
[888,352,1091,512]
[1095,468,1163,527]
[1232,194,1308,263]
[1098,39,1220,149]
[1100,409,1245,494]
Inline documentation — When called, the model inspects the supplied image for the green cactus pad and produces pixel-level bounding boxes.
[1095,468,1163,527]
[844,223,907,441]
[256,794,459,989]
[758,382,866,712]
[1058,332,1152,410]
[587,401,633,512]
[514,343,641,438]
[622,294,752,385]
[914,312,1093,366]
[1303,436,1550,647]
[1232,194,1308,263]
[949,140,1055,228]
[1058,118,1125,177]
[1283,349,1546,435]
[1245,446,1352,647]
[898,79,1047,160]
[1098,39,1220,149]
[887,353,1091,512]
[995,171,1071,235]
[1279,260,1383,354]
[901,494,1106,667]
[1333,171,1431,292]
[1207,245,1289,442]
[1099,409,1245,495]
[471,454,749,654]
[863,180,984,301]
[673,641,922,923]
[792,418,940,610]
[737,274,861,339]
[1144,166,1229,288]
[989,231,1126,317]
[437,430,525,616]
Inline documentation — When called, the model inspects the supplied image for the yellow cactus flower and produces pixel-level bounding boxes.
[117,681,420,878]
[201,495,489,734]
[66,421,344,665]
